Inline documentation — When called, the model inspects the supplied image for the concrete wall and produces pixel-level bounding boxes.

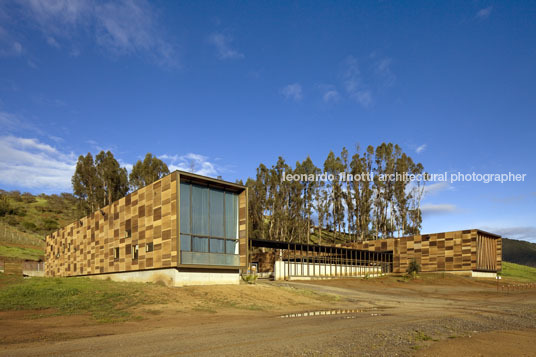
[471,271,497,278]
[88,268,240,287]
[274,261,383,280]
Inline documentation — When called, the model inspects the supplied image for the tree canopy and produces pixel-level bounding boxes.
[129,153,170,191]
[246,143,425,243]
[72,151,166,215]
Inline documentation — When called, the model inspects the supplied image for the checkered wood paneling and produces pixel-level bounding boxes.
[46,172,179,277]
[348,229,501,273]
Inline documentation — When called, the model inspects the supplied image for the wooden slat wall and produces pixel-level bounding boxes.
[238,188,248,267]
[476,232,499,271]
[46,172,178,277]
[349,229,501,273]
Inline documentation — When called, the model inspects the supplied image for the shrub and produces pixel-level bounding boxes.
[242,274,258,284]
[0,195,12,217]
[42,218,59,231]
[406,259,421,279]
[21,193,36,204]
[6,216,18,226]
[21,221,38,232]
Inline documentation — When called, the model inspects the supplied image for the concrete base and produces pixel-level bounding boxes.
[88,268,240,287]
[471,271,497,278]
[23,270,45,277]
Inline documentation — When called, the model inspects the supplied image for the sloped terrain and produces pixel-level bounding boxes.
[502,237,536,267]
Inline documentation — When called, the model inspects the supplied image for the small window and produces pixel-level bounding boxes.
[146,242,154,253]
[133,244,139,260]
[125,230,131,238]
[113,247,120,260]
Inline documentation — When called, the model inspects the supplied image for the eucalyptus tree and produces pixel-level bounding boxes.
[72,153,101,215]
[95,151,129,207]
[341,147,355,242]
[315,182,331,244]
[129,153,170,190]
[296,156,320,244]
[246,163,269,239]
[350,145,374,241]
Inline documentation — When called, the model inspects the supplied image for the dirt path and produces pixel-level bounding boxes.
[1,276,536,356]
[416,329,536,356]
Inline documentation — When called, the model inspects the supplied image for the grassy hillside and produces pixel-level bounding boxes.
[0,222,45,261]
[502,238,536,268]
[0,246,44,261]
[0,190,80,237]
[500,261,536,282]
[0,273,162,322]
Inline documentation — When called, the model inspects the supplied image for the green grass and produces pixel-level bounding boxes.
[0,222,45,248]
[0,274,162,322]
[414,330,433,341]
[0,245,44,261]
[500,261,536,282]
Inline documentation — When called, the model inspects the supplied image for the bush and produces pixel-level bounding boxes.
[21,221,38,232]
[6,216,18,226]
[21,193,36,204]
[242,274,258,284]
[42,218,59,231]
[406,259,421,279]
[7,191,22,202]
[0,195,12,217]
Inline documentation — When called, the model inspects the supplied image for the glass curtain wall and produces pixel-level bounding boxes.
[180,182,239,266]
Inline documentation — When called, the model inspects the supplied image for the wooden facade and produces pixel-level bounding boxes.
[46,171,247,277]
[346,229,501,273]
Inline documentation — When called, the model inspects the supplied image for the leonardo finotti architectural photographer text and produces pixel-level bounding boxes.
[282,171,527,184]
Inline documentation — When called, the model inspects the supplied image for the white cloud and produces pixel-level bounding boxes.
[0,111,44,135]
[375,57,395,87]
[424,181,452,196]
[118,159,133,173]
[476,6,493,19]
[323,89,340,103]
[0,135,76,192]
[343,56,360,93]
[481,226,536,242]
[46,36,60,48]
[159,153,219,177]
[0,37,24,57]
[280,83,303,101]
[354,90,372,107]
[343,56,373,108]
[416,144,427,154]
[208,33,244,60]
[24,0,90,28]
[421,203,456,215]
[9,0,177,66]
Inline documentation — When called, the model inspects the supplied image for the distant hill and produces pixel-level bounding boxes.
[502,238,536,267]
[0,190,78,261]
[0,190,80,237]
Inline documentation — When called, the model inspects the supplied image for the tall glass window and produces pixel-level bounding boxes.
[192,185,209,236]
[210,189,224,237]
[180,182,240,266]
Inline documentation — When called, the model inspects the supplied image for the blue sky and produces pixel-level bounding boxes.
[0,1,535,242]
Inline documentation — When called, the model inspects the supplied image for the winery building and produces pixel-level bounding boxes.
[46,171,248,286]
[46,171,502,285]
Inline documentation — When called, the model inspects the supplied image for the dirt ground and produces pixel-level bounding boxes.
[1,275,536,356]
